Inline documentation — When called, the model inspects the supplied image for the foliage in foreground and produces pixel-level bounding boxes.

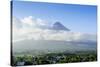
[12,52,97,66]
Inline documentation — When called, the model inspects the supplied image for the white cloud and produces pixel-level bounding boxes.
[21,16,35,27]
[20,16,49,29]
[36,18,47,26]
[12,16,97,43]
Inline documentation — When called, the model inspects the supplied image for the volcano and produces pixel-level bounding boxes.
[52,22,70,31]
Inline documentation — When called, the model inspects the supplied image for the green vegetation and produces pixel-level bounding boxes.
[12,51,97,66]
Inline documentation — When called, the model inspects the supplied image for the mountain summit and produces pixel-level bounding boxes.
[52,22,70,31]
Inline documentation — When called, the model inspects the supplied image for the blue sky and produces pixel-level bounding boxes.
[12,1,97,34]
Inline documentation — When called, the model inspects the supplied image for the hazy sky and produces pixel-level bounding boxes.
[12,1,97,34]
